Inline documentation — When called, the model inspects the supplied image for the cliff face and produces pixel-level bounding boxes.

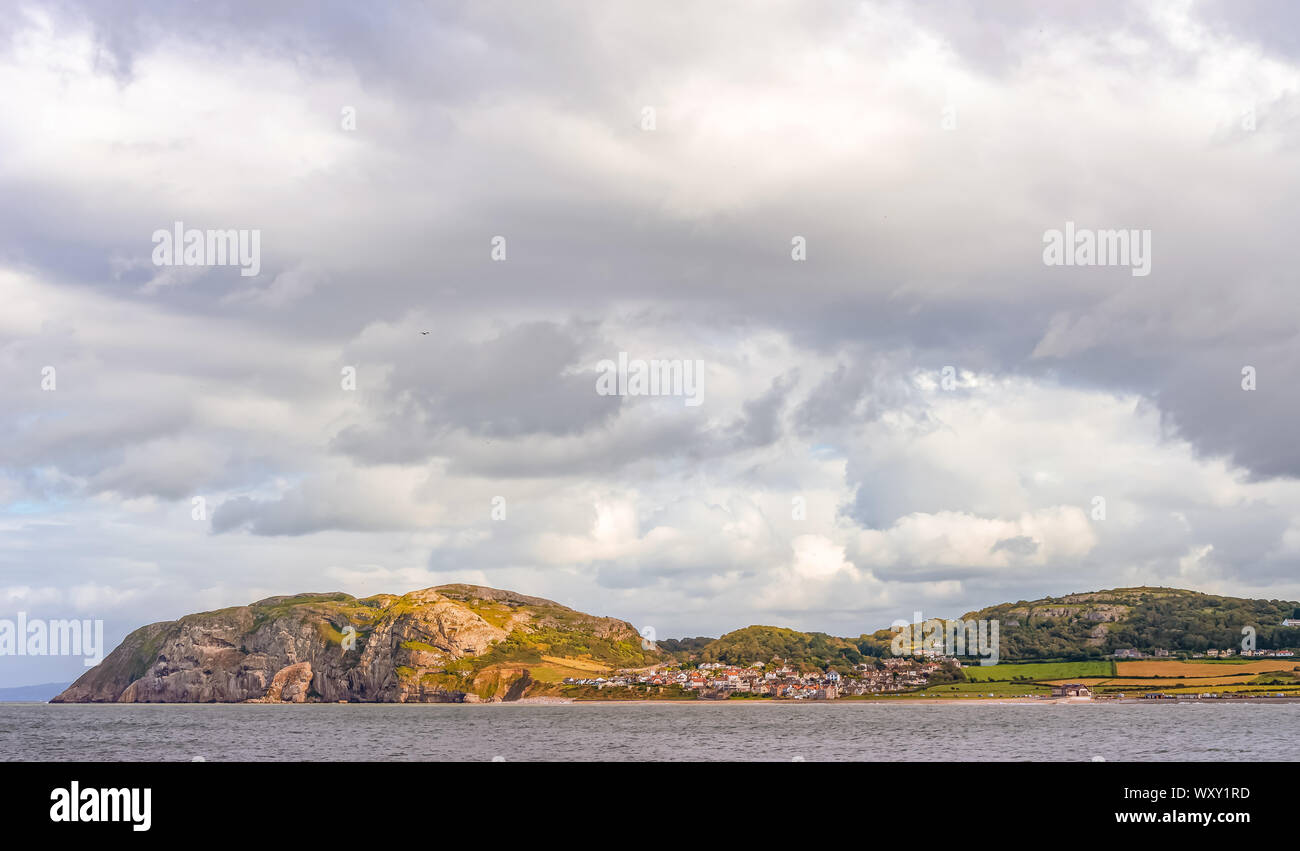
[53,584,656,703]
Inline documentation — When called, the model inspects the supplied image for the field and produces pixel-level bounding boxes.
[540,655,608,672]
[963,661,1114,682]
[1115,660,1299,677]
[515,655,613,684]
[1157,683,1300,695]
[921,680,1051,696]
[955,658,1300,697]
[1047,675,1260,687]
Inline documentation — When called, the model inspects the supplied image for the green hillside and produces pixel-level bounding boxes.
[691,625,866,671]
[667,587,1300,667]
[957,587,1299,660]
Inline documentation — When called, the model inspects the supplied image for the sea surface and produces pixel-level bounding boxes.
[2,700,1297,761]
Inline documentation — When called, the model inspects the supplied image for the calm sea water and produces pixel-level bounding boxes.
[2,701,1297,761]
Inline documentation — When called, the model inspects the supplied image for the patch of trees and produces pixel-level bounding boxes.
[699,626,864,671]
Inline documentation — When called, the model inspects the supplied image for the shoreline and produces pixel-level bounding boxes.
[564,695,1300,705]
[25,694,1300,707]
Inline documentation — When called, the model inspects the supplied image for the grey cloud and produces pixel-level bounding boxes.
[991,535,1039,556]
[212,487,406,537]
[728,372,796,447]
[1198,0,1300,62]
[331,321,620,465]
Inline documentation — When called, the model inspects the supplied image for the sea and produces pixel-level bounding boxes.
[3,700,1298,761]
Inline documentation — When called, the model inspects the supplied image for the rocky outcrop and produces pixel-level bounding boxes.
[251,662,314,703]
[52,585,656,704]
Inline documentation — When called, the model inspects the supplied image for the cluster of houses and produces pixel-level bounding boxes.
[561,656,958,699]
[1113,621,1300,659]
[1209,648,1295,658]
[1114,647,1296,660]
[1114,648,1170,659]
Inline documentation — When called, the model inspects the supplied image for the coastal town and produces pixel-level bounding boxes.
[563,656,962,699]
[557,628,1300,702]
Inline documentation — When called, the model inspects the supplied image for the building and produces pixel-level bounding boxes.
[1051,683,1092,698]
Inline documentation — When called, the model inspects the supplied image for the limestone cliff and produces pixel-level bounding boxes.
[53,584,657,703]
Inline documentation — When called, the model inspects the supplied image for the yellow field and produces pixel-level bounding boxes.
[1048,675,1259,687]
[529,665,584,683]
[541,655,608,672]
[524,656,613,684]
[1115,660,1299,677]
[1044,658,1300,690]
[1158,684,1300,694]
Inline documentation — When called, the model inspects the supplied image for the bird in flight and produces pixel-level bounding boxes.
[420,330,430,335]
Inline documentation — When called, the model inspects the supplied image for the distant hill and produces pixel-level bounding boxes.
[951,586,1300,660]
[53,584,661,703]
[668,587,1300,667]
[655,636,714,654]
[0,682,71,702]
[690,625,865,671]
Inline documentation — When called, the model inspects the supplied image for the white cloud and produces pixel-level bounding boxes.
[855,507,1096,570]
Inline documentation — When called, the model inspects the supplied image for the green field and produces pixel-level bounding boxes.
[962,661,1115,682]
[923,680,1051,696]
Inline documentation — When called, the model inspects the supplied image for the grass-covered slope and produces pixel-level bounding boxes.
[688,625,866,671]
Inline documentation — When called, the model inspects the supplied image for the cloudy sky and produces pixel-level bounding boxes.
[3,0,1299,686]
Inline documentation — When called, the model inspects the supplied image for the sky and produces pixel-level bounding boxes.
[2,0,1299,687]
